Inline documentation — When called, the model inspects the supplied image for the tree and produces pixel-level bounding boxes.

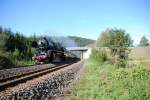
[139,36,149,47]
[0,27,11,51]
[96,28,133,67]
[97,28,133,47]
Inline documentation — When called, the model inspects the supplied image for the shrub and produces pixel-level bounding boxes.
[116,58,127,68]
[0,51,15,69]
[90,49,107,63]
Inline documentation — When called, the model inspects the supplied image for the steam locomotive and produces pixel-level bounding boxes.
[31,37,79,64]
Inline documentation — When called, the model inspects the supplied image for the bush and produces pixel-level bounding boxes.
[116,58,127,68]
[0,51,15,69]
[90,49,107,63]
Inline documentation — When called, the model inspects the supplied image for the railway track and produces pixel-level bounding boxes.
[0,62,75,91]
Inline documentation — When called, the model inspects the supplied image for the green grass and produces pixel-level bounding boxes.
[16,60,35,66]
[69,59,150,100]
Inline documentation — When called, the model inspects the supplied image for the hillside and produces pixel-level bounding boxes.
[68,36,95,47]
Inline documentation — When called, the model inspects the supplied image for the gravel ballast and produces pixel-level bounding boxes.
[0,60,84,100]
[0,64,55,80]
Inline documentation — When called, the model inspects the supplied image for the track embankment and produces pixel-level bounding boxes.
[0,60,84,100]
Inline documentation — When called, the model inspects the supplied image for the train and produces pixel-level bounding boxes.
[31,37,79,64]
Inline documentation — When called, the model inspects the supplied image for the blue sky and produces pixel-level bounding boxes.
[0,0,150,45]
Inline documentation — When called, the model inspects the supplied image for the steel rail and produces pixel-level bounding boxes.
[0,63,74,91]
[0,64,61,82]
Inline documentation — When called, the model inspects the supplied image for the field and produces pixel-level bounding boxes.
[129,47,150,60]
[67,48,150,100]
[129,47,150,67]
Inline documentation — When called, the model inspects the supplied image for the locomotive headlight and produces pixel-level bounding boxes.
[32,57,35,60]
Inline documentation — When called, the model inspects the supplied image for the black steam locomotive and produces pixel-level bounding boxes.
[31,37,79,64]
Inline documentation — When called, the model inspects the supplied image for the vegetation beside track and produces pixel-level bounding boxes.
[69,58,150,100]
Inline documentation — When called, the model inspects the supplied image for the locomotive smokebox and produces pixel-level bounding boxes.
[31,41,38,48]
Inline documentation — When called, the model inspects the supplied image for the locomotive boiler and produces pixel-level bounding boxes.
[31,37,79,64]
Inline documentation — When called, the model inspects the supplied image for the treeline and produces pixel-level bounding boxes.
[0,27,37,69]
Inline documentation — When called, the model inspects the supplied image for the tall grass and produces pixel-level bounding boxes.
[90,49,107,63]
[69,58,150,100]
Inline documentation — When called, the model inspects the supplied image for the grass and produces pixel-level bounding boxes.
[69,59,150,100]
[16,60,35,67]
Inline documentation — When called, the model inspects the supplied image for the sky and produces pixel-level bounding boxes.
[0,0,150,45]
